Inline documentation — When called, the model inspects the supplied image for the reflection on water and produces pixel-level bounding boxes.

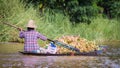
[0,42,120,68]
[0,54,120,68]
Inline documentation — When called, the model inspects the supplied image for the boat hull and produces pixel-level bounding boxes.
[19,51,101,56]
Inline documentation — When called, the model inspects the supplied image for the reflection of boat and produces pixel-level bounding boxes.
[19,50,103,56]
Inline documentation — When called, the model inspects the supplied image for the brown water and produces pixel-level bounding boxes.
[0,42,120,68]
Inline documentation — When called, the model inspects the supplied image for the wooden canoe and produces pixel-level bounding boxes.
[19,50,103,56]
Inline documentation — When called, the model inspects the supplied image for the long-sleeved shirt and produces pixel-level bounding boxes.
[19,30,47,52]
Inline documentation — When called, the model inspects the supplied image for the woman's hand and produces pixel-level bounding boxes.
[17,27,23,31]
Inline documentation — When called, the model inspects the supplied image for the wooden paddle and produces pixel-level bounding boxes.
[3,22,80,53]
[48,39,80,53]
[3,22,24,31]
[54,40,80,53]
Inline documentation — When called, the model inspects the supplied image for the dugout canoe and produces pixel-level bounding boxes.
[19,50,103,56]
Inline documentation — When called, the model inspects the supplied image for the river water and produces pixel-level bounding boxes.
[0,42,120,68]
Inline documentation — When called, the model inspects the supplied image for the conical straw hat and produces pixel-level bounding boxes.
[26,20,37,28]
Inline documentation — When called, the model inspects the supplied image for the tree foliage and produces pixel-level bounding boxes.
[26,0,120,24]
[98,0,120,19]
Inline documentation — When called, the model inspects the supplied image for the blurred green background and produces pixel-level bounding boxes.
[0,0,120,43]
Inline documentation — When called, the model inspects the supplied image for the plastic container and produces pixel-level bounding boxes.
[47,42,57,54]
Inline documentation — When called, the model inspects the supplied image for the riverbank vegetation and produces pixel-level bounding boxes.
[0,0,120,43]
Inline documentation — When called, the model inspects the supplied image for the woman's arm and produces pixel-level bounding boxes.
[37,32,47,41]
[18,28,24,38]
[19,31,25,38]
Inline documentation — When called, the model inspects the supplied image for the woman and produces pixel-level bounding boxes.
[19,20,52,52]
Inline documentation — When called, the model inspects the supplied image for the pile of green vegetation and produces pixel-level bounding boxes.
[0,0,120,43]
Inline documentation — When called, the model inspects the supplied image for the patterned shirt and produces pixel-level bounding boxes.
[19,30,47,52]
